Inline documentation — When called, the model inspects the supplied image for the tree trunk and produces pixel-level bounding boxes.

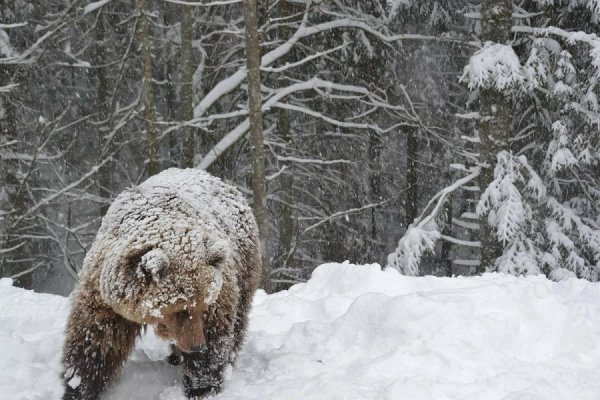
[93,9,112,216]
[243,0,271,292]
[478,0,512,273]
[406,127,419,224]
[136,0,159,176]
[180,4,195,168]
[368,131,382,241]
[160,1,179,166]
[278,104,294,266]
[440,195,453,276]
[276,0,296,270]
[0,65,32,288]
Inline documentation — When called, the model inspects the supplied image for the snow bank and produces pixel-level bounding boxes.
[2,263,600,399]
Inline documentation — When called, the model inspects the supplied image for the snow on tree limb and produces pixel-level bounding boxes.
[0,1,77,65]
[83,0,112,15]
[193,11,469,119]
[260,42,349,73]
[461,43,525,91]
[273,102,406,134]
[418,167,482,227]
[0,23,27,29]
[197,77,408,169]
[11,158,112,228]
[0,243,25,254]
[387,167,481,276]
[164,0,241,5]
[512,26,600,73]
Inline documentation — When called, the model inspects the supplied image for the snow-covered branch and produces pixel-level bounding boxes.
[11,158,111,227]
[0,23,28,29]
[261,42,348,73]
[512,26,600,71]
[275,155,353,165]
[193,12,469,118]
[300,200,391,236]
[418,167,481,228]
[198,77,404,169]
[0,243,25,254]
[162,0,241,5]
[387,167,481,276]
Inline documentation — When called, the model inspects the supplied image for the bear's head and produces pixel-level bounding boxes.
[98,224,231,353]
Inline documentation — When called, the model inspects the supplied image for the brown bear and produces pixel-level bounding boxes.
[61,168,261,399]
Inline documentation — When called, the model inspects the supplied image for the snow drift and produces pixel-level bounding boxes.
[2,262,600,399]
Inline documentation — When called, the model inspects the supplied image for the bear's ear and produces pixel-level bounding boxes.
[138,248,170,282]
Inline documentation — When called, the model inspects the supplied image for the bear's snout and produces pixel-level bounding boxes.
[154,309,207,353]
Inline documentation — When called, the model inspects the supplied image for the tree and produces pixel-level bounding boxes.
[180,4,195,168]
[92,7,113,217]
[477,0,513,272]
[388,0,600,280]
[136,0,159,176]
[243,0,271,292]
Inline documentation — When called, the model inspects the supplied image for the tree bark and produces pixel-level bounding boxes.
[278,104,294,266]
[93,9,112,216]
[368,131,382,241]
[136,0,159,176]
[406,127,419,224]
[243,0,271,292]
[478,0,512,273]
[160,1,179,165]
[276,0,295,269]
[0,63,31,288]
[180,4,195,168]
[440,195,453,277]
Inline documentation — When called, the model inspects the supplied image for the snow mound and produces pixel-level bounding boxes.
[3,264,600,399]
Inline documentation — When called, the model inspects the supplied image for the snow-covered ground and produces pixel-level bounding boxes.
[3,262,600,399]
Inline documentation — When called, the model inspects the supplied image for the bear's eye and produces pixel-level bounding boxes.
[175,310,190,320]
[207,253,224,269]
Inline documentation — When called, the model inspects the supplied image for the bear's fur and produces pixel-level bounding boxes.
[61,168,261,399]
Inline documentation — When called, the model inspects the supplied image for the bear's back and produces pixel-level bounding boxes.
[81,169,258,280]
[103,168,255,243]
[142,168,256,244]
[148,168,247,215]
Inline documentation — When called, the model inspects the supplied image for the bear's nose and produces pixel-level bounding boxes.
[189,344,207,353]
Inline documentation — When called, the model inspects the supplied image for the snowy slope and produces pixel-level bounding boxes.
[3,262,600,400]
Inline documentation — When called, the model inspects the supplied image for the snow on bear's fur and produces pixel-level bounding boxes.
[61,168,261,400]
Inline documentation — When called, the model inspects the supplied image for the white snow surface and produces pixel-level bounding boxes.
[3,262,600,399]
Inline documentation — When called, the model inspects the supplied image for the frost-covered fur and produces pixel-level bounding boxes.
[62,168,261,399]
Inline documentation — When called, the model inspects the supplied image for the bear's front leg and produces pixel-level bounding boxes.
[182,344,225,398]
[182,278,240,398]
[62,288,140,400]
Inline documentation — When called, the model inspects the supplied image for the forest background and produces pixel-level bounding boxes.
[1,0,599,294]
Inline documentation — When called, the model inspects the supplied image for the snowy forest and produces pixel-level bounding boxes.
[1,0,599,295]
